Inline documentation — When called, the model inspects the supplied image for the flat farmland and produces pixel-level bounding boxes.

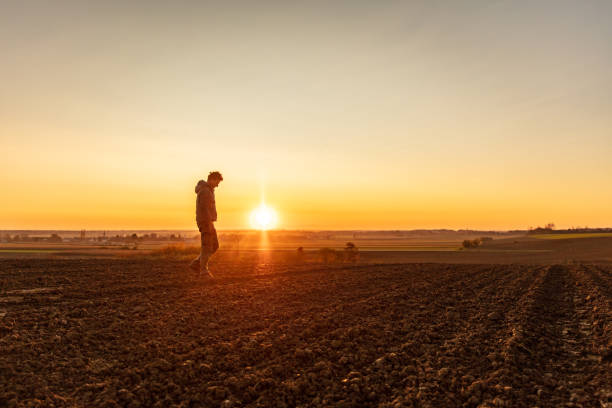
[1,259,611,407]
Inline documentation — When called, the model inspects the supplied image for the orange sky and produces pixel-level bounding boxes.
[1,1,611,230]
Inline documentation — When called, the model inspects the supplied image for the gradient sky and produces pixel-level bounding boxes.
[2,1,611,230]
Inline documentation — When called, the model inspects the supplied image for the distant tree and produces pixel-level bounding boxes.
[295,246,305,262]
[48,233,62,243]
[462,239,482,249]
[344,242,359,263]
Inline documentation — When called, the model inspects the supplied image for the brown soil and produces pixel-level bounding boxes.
[1,259,610,407]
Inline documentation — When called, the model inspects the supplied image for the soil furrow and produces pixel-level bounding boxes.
[398,265,546,407]
[2,260,612,407]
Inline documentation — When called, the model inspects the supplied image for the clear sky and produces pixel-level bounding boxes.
[2,1,611,230]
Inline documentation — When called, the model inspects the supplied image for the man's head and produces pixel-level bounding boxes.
[207,171,223,188]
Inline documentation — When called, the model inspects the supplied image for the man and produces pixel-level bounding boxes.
[189,171,222,278]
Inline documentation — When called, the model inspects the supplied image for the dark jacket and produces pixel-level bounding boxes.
[195,180,217,229]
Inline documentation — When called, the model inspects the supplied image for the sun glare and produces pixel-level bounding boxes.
[250,203,278,230]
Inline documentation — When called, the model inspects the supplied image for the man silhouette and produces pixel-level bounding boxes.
[189,171,222,278]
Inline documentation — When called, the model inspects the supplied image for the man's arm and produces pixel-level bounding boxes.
[199,190,215,231]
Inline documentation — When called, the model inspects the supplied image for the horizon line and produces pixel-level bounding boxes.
[1,227,610,233]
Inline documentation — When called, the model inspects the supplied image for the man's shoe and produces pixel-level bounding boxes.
[199,266,215,280]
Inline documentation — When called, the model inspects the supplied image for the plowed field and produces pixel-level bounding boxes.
[1,260,611,407]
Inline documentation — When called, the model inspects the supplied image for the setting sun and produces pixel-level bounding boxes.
[249,203,278,230]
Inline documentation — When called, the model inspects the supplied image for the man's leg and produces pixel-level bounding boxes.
[189,226,203,271]
[199,251,211,274]
[199,229,215,278]
[189,251,200,271]
[211,227,219,254]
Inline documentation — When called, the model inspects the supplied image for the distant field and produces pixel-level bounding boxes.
[4,232,612,265]
[0,236,474,256]
[532,233,612,240]
[0,249,58,253]
[260,242,462,251]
